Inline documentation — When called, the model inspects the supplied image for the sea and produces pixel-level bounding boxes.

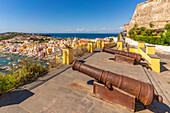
[0,53,26,74]
[0,33,118,73]
[48,33,118,39]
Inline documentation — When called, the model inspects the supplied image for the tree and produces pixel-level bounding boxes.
[139,27,146,32]
[165,31,170,45]
[128,29,135,37]
[149,22,155,28]
[134,24,138,29]
[136,29,141,35]
[145,29,154,36]
[165,23,170,31]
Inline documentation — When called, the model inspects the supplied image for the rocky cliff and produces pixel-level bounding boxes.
[125,0,170,35]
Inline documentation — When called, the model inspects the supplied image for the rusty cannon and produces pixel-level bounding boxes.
[102,47,144,63]
[72,60,163,111]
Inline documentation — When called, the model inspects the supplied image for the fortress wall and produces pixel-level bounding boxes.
[126,0,170,35]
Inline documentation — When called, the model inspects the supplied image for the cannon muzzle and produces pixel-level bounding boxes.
[72,60,163,105]
[102,47,144,62]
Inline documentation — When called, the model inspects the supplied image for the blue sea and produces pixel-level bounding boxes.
[0,53,26,74]
[48,33,118,39]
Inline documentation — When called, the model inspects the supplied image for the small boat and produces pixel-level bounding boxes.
[14,65,19,68]
[12,64,17,67]
[0,66,7,70]
[7,57,13,60]
[5,66,11,71]
[18,59,22,62]
[8,62,12,65]
[1,55,7,58]
[46,62,50,65]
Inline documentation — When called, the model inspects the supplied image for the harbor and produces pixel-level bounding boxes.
[0,53,26,73]
[0,33,117,74]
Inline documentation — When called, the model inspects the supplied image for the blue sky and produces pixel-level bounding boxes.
[0,0,147,33]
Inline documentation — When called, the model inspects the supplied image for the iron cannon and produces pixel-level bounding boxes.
[102,47,144,63]
[72,60,163,106]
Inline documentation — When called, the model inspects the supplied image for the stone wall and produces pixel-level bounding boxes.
[125,0,170,36]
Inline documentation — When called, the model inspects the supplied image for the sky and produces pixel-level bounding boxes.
[0,0,147,33]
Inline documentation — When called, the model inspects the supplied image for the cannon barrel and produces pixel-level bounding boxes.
[102,47,144,62]
[72,60,163,105]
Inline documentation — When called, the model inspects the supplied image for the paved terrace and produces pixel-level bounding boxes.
[0,49,170,113]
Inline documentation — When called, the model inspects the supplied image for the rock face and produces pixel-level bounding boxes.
[124,0,170,36]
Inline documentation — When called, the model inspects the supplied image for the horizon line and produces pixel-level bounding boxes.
[0,32,120,34]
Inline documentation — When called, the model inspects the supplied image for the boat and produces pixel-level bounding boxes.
[12,64,16,67]
[7,57,13,60]
[18,59,22,62]
[5,66,11,71]
[0,66,8,70]
[46,62,50,65]
[0,55,7,58]
[8,62,12,65]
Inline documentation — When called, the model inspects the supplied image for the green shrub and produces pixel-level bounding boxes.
[145,29,154,36]
[131,35,169,45]
[139,27,146,32]
[165,23,170,31]
[0,59,48,95]
[149,22,155,28]
[109,38,113,42]
[134,24,138,29]
[128,29,135,37]
[141,32,148,36]
[136,30,141,35]
[165,31,170,45]
[128,24,170,46]
[0,74,17,93]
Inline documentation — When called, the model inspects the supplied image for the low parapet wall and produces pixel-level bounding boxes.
[125,37,170,54]
[128,41,160,73]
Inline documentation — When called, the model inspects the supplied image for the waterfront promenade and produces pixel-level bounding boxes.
[0,48,170,113]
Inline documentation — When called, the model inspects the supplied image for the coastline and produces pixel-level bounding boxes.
[47,33,119,39]
[0,33,118,74]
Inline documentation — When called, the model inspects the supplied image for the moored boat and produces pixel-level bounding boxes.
[7,57,13,60]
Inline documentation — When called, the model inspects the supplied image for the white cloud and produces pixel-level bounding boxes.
[100,28,106,31]
[60,27,124,33]
[119,27,124,30]
[76,28,85,32]
[0,26,124,33]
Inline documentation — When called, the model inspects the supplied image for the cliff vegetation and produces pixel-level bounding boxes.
[128,23,170,46]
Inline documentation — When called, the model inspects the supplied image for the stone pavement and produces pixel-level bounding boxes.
[0,49,170,113]
[157,53,170,83]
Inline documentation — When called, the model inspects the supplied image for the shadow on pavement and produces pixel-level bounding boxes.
[147,101,170,113]
[135,100,170,113]
[87,80,94,85]
[93,50,101,53]
[0,90,34,108]
[79,60,86,63]
[160,62,169,73]
[108,58,115,60]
